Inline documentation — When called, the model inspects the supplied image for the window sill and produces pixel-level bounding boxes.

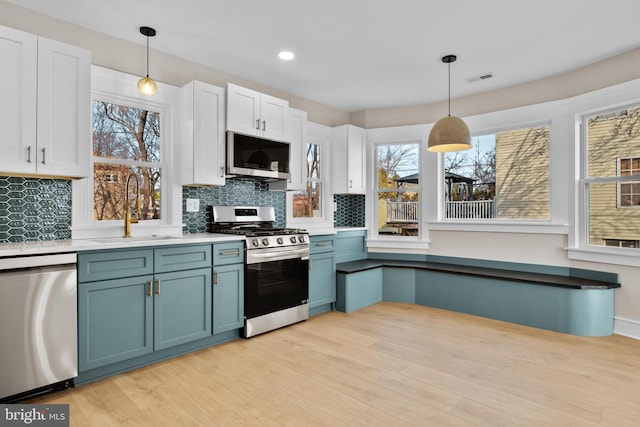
[567,247,640,267]
[428,221,569,234]
[366,238,430,254]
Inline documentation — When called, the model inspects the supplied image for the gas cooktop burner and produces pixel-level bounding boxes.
[214,227,306,237]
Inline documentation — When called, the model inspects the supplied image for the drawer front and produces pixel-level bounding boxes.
[309,236,335,254]
[213,241,245,266]
[78,249,154,282]
[155,245,212,273]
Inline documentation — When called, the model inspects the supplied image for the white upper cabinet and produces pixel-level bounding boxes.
[180,81,226,186]
[226,83,289,142]
[0,25,90,178]
[285,108,307,190]
[331,124,366,194]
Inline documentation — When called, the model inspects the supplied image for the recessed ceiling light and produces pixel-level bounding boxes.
[278,51,295,61]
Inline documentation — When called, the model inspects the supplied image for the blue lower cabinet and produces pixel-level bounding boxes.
[309,251,336,315]
[78,275,154,371]
[154,268,212,351]
[213,263,244,334]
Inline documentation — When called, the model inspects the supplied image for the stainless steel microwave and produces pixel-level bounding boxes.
[226,131,291,180]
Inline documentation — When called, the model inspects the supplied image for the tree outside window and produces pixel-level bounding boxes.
[293,142,322,218]
[376,143,419,236]
[92,101,161,221]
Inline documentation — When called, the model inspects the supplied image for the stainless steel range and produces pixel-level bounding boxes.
[210,206,309,338]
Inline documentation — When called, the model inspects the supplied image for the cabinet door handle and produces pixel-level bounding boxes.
[348,179,353,188]
[256,118,260,130]
[262,120,266,132]
[27,146,32,163]
[41,147,46,165]
[219,250,240,256]
[147,280,153,296]
[316,242,331,247]
[155,279,161,295]
[220,166,224,177]
[214,271,219,285]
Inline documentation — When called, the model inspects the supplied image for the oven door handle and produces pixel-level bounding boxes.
[246,247,309,264]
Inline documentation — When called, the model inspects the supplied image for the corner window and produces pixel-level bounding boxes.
[92,101,162,221]
[375,143,419,237]
[582,106,640,249]
[443,125,549,220]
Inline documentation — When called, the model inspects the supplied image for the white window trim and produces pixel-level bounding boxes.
[568,78,640,266]
[286,121,334,231]
[366,124,428,252]
[72,65,182,240]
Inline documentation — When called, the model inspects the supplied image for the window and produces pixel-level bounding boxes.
[376,143,419,237]
[443,125,549,220]
[582,105,640,249]
[92,100,162,222]
[618,157,640,207]
[292,142,322,218]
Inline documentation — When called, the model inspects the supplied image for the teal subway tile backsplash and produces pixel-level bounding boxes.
[0,176,72,242]
[334,194,365,227]
[182,178,286,233]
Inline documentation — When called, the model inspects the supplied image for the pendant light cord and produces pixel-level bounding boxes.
[448,61,451,117]
[146,35,150,78]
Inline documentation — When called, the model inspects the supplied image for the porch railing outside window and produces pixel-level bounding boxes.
[445,200,496,219]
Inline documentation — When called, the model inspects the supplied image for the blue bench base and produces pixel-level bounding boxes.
[336,260,618,337]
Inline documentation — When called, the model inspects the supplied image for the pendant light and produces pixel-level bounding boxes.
[137,26,158,96]
[427,55,471,152]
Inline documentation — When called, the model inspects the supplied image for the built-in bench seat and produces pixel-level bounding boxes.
[336,258,620,337]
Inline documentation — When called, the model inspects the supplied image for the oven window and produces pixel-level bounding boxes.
[245,258,309,318]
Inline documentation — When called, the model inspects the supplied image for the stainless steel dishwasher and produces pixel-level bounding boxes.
[0,253,77,402]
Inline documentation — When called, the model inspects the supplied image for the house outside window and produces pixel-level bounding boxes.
[92,101,162,222]
[375,143,419,237]
[582,106,640,248]
[443,125,549,220]
[618,157,640,208]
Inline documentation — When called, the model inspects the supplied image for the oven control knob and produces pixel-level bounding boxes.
[290,236,297,244]
[298,235,305,243]
[262,238,270,246]
[251,239,259,247]
[276,237,284,245]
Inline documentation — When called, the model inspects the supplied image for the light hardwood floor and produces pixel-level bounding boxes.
[31,302,640,426]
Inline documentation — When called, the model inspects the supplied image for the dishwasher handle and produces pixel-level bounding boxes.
[0,253,76,271]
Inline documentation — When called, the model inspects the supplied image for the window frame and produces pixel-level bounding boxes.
[286,122,333,230]
[441,122,552,223]
[72,65,181,239]
[366,124,428,253]
[374,141,421,240]
[425,100,569,235]
[568,78,640,266]
[576,103,640,257]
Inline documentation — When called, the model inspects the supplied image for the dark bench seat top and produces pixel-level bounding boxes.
[336,259,620,290]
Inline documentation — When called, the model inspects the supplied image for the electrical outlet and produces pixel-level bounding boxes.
[186,198,200,212]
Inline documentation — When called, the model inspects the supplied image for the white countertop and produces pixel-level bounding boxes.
[0,233,245,257]
[0,228,368,257]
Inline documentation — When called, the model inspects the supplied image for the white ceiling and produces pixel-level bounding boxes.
[8,0,640,112]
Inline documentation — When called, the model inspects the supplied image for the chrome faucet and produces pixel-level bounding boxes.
[124,173,140,238]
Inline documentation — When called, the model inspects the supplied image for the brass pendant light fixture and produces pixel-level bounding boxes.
[427,54,471,152]
[137,26,158,96]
